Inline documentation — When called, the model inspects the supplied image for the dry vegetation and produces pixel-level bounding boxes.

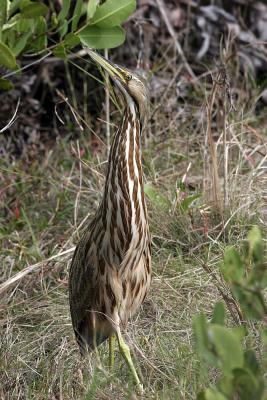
[1,1,267,399]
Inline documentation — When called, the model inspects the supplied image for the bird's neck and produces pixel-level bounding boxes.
[100,103,148,265]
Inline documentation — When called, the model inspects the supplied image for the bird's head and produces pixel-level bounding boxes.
[87,50,149,129]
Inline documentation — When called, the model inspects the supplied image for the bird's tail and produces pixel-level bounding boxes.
[74,321,109,356]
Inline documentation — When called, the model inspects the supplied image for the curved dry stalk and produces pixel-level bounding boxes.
[0,247,75,296]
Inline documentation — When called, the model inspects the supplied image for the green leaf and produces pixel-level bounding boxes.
[232,285,266,320]
[13,30,31,55]
[71,0,83,32]
[79,25,125,49]
[193,314,209,353]
[58,0,70,22]
[0,77,13,90]
[59,19,68,39]
[208,324,244,373]
[218,375,234,397]
[233,368,263,400]
[0,0,8,36]
[9,0,25,16]
[231,326,246,343]
[179,193,200,213]
[21,2,48,19]
[51,12,58,29]
[87,0,99,20]
[6,29,16,50]
[193,314,217,366]
[52,44,66,59]
[211,302,225,325]
[64,32,80,48]
[201,388,228,400]
[0,41,18,69]
[244,350,260,376]
[177,179,186,192]
[197,392,206,400]
[90,0,136,27]
[31,16,47,51]
[251,262,267,289]
[248,226,263,263]
[14,17,33,33]
[2,14,21,32]
[221,247,244,283]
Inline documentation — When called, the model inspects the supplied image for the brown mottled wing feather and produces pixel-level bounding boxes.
[69,230,99,354]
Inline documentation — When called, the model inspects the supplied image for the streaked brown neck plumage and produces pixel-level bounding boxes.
[98,97,148,271]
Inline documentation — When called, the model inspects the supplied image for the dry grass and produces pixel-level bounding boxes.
[0,47,266,399]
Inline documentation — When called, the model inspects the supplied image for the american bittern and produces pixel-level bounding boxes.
[69,50,151,390]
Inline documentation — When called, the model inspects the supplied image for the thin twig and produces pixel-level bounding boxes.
[0,98,20,133]
[206,80,222,214]
[3,52,52,78]
[222,83,228,212]
[64,60,78,110]
[55,89,84,130]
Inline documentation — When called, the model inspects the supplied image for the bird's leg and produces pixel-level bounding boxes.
[116,330,143,392]
[109,333,116,370]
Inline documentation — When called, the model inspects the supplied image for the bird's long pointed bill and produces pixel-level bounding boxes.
[87,49,128,83]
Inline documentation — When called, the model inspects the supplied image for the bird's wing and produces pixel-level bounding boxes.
[69,230,100,353]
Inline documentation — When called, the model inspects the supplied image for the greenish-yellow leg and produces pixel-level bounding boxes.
[116,331,143,392]
[109,334,115,370]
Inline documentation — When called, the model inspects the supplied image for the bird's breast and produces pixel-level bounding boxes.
[100,249,151,329]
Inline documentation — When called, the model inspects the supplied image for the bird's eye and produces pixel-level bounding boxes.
[125,73,132,81]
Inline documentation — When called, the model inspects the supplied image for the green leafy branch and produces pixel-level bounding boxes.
[0,0,136,86]
[193,227,267,399]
